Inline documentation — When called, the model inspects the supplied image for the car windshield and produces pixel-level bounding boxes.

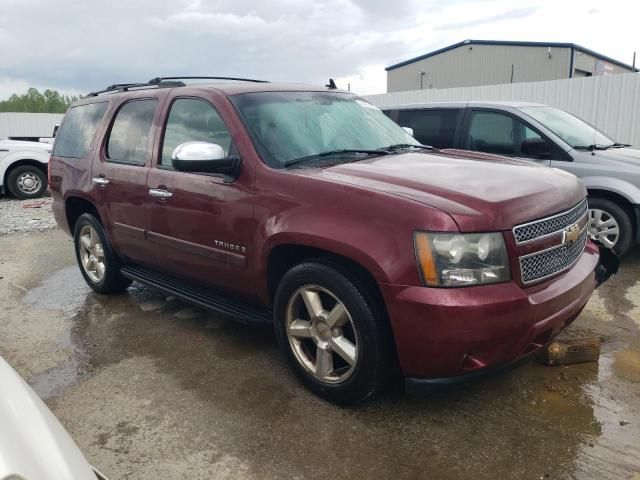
[519,105,614,149]
[231,91,418,168]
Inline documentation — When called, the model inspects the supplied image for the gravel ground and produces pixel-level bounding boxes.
[0,196,58,235]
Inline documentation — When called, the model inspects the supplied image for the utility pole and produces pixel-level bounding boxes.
[633,52,637,72]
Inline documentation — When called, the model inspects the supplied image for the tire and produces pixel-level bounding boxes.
[7,165,48,199]
[274,260,392,405]
[73,213,132,294]
[587,197,633,257]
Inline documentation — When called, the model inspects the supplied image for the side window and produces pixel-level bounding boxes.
[467,111,518,155]
[53,102,108,158]
[107,99,157,165]
[160,98,232,168]
[396,109,460,148]
[467,110,550,158]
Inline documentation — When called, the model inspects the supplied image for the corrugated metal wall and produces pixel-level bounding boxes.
[0,112,64,140]
[366,73,640,146]
[387,44,572,92]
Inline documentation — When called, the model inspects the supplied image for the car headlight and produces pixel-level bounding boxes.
[414,232,510,287]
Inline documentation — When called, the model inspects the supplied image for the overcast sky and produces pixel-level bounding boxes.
[0,0,638,99]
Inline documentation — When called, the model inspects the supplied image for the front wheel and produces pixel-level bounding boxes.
[7,165,48,199]
[274,261,392,405]
[587,198,633,256]
[73,213,132,294]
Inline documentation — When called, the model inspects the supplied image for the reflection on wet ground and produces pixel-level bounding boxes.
[1,229,639,479]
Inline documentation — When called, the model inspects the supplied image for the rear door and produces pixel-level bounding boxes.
[395,108,464,148]
[92,95,166,263]
[460,108,555,165]
[145,94,255,298]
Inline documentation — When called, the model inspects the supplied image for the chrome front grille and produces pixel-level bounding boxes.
[513,199,588,244]
[520,228,588,283]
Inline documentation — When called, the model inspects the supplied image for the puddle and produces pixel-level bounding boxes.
[22,266,90,317]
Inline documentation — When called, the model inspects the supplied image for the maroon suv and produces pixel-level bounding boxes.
[50,77,611,404]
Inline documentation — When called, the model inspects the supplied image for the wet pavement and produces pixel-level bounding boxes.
[0,229,639,479]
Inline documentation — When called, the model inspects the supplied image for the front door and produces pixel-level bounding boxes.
[462,109,553,166]
[92,97,162,263]
[145,95,255,299]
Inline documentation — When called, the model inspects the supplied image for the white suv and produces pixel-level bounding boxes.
[0,139,51,199]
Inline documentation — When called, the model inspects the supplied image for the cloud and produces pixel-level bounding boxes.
[0,0,638,97]
[435,6,538,30]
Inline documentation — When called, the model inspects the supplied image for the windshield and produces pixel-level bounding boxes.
[519,106,614,148]
[231,91,418,168]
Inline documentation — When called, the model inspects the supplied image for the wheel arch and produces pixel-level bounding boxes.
[3,158,49,186]
[587,188,638,242]
[64,196,102,234]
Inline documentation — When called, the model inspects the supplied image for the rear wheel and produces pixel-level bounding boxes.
[274,261,392,405]
[587,197,633,256]
[7,165,48,199]
[73,213,132,294]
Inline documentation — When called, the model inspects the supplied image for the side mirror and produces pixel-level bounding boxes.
[521,138,551,159]
[402,126,414,137]
[171,142,241,179]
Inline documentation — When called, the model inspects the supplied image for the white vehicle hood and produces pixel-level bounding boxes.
[0,139,52,152]
[0,356,98,480]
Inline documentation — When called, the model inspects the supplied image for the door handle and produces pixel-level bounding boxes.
[149,188,173,199]
[92,176,110,187]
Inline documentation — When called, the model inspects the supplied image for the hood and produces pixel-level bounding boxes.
[0,139,52,151]
[307,150,585,232]
[589,147,640,168]
[0,356,98,480]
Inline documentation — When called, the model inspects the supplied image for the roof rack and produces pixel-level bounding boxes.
[86,80,185,97]
[148,76,270,84]
[86,75,270,97]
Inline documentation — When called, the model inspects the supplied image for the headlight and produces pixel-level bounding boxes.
[414,232,510,287]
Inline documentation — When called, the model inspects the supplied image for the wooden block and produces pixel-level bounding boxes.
[538,337,601,366]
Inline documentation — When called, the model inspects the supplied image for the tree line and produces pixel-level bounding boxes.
[0,88,80,113]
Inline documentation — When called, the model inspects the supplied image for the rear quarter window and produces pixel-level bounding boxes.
[53,102,108,158]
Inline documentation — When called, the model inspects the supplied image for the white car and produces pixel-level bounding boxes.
[0,139,51,199]
[0,355,108,479]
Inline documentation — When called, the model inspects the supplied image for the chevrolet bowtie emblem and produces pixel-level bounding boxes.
[563,223,581,245]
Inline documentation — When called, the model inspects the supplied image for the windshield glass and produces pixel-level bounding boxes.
[519,106,614,148]
[231,91,418,168]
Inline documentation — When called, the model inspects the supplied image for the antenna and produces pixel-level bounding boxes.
[592,76,604,155]
[326,79,338,89]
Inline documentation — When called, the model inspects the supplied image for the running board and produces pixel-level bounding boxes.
[120,264,272,325]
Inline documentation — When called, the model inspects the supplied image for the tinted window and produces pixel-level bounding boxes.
[467,110,548,157]
[397,109,460,148]
[107,100,157,165]
[160,98,232,168]
[53,102,108,158]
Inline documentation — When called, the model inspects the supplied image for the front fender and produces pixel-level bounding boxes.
[581,176,640,204]
[0,149,50,185]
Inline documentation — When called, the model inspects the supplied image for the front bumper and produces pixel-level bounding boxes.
[380,242,602,381]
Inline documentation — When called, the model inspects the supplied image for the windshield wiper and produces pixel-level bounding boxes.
[283,149,389,168]
[610,142,631,149]
[573,144,612,151]
[384,143,436,152]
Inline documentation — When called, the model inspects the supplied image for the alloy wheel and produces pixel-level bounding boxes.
[285,285,359,384]
[79,225,106,283]
[588,208,620,249]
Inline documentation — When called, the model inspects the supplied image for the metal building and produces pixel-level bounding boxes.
[386,39,637,93]
[0,112,63,141]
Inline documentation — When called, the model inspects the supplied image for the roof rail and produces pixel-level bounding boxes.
[148,76,270,84]
[86,80,185,97]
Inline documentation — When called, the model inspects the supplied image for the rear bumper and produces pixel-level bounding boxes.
[380,242,600,380]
